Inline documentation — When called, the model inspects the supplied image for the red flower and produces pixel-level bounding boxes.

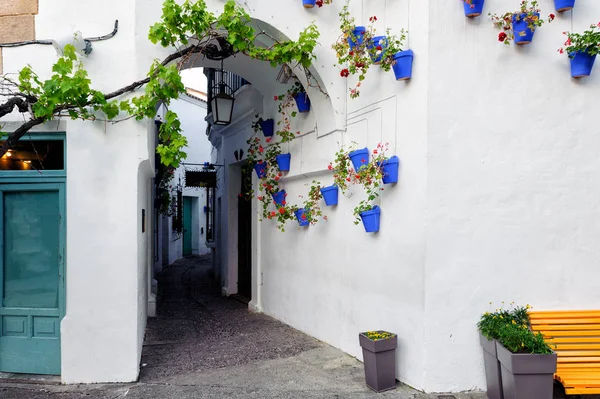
[301,214,307,220]
[316,0,323,6]
[346,177,351,182]
[349,51,354,56]
[559,48,564,54]
[274,96,278,101]
[361,158,366,163]
[270,211,276,217]
[376,46,382,51]
[258,196,264,201]
[258,145,264,153]
[355,174,360,179]
[373,149,378,154]
[549,13,555,21]
[340,68,350,78]
[328,164,333,170]
[279,208,285,214]
[282,200,286,205]
[275,176,280,181]
[498,32,508,42]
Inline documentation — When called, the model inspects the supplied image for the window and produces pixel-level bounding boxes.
[172,191,183,233]
[206,187,216,242]
[0,138,65,171]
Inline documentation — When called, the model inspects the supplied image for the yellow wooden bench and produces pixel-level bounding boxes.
[529,310,600,395]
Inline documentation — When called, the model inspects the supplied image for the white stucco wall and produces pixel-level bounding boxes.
[207,0,600,394]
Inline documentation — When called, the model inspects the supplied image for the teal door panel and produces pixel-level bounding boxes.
[183,197,192,256]
[0,183,65,375]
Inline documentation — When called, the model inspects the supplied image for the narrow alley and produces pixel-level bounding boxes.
[0,256,485,398]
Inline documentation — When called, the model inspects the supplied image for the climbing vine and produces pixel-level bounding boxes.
[0,0,322,171]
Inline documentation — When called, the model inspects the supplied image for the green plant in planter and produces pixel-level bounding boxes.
[477,303,531,340]
[489,1,554,45]
[364,331,396,341]
[298,180,327,224]
[379,28,407,72]
[329,144,355,194]
[559,23,600,57]
[497,322,553,355]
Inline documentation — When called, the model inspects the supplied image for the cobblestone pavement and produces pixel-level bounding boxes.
[0,255,487,398]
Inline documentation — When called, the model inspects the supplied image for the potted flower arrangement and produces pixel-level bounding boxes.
[490,1,555,45]
[554,0,575,13]
[351,146,388,233]
[559,22,600,78]
[463,0,485,18]
[333,3,409,97]
[298,180,327,225]
[477,303,530,399]
[495,317,556,399]
[302,0,332,8]
[281,81,310,113]
[359,331,397,392]
[251,114,274,137]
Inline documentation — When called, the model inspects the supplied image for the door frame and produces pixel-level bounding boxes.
[0,133,66,375]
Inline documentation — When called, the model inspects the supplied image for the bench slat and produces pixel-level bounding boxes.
[558,351,600,357]
[548,337,600,344]
[558,357,600,363]
[566,388,600,394]
[532,318,600,325]
[534,324,600,331]
[542,331,600,337]
[530,311,600,319]
[558,364,600,369]
[552,344,600,350]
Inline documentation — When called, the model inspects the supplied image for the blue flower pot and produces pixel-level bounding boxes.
[512,13,539,45]
[303,0,316,8]
[555,0,575,12]
[349,148,370,172]
[276,153,291,171]
[392,50,414,81]
[381,156,400,184]
[367,36,389,64]
[570,51,596,78]
[294,93,311,113]
[259,119,274,137]
[360,206,381,233]
[464,0,485,17]
[320,185,339,206]
[348,26,366,50]
[272,190,286,206]
[295,208,310,226]
[254,162,267,179]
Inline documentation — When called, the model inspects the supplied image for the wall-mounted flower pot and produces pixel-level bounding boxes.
[512,13,539,45]
[464,0,485,17]
[294,93,311,113]
[276,153,291,171]
[254,162,267,179]
[496,341,556,399]
[320,185,339,206]
[367,36,388,64]
[359,332,397,392]
[259,119,274,137]
[555,0,575,12]
[392,50,414,81]
[480,333,504,399]
[360,205,381,233]
[303,0,316,8]
[381,156,400,184]
[348,26,366,50]
[294,208,310,226]
[349,148,370,172]
[272,190,286,206]
[570,51,596,78]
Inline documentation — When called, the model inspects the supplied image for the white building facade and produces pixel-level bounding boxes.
[0,0,599,394]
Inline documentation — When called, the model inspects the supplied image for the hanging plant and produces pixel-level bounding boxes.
[554,0,575,13]
[329,143,357,194]
[351,144,388,231]
[251,114,275,137]
[303,0,332,9]
[156,164,176,215]
[298,180,327,225]
[490,1,555,45]
[333,3,408,98]
[463,0,485,18]
[559,23,600,78]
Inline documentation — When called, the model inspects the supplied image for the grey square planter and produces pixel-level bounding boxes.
[359,332,397,392]
[479,333,504,399]
[496,341,557,399]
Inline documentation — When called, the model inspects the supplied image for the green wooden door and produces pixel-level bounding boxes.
[183,197,192,256]
[0,183,65,375]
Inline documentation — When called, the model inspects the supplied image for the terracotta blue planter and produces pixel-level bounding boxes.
[259,119,274,137]
[276,153,291,171]
[512,13,539,45]
[272,190,286,206]
[349,148,369,172]
[381,156,400,184]
[360,206,381,233]
[367,36,388,64]
[294,93,311,113]
[570,51,596,78]
[295,208,310,226]
[555,0,575,12]
[348,26,366,50]
[464,0,485,17]
[392,50,414,81]
[303,0,316,8]
[320,185,339,206]
[254,162,267,179]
